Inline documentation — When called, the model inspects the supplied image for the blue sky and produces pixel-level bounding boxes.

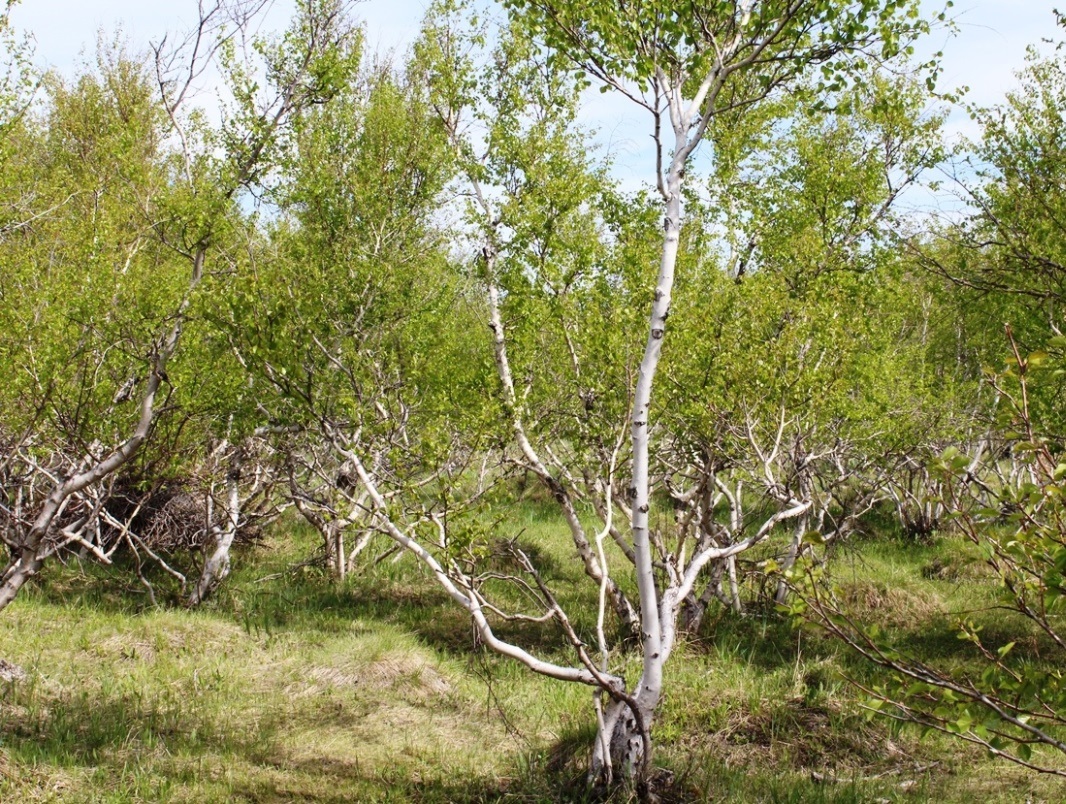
[13,1,1057,103]
[9,0,1060,191]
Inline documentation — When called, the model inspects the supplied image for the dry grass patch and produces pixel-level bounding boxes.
[837,579,944,629]
[921,554,996,582]
[286,652,453,698]
[99,634,159,663]
[278,697,511,782]
[694,698,884,771]
[0,757,91,803]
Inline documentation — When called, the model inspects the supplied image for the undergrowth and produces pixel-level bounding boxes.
[0,508,1060,802]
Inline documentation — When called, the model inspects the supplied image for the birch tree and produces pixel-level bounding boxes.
[0,0,361,611]
[483,0,941,784]
[206,53,483,585]
[283,0,943,791]
[659,71,956,615]
[85,0,945,792]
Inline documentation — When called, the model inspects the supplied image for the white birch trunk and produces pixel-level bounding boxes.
[188,449,242,607]
[727,554,742,613]
[776,512,809,605]
[616,149,686,779]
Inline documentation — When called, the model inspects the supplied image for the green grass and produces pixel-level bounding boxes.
[0,509,1062,802]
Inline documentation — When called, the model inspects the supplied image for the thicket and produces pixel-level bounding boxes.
[1,0,1064,797]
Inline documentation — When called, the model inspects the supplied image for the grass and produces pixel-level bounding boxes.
[0,508,1062,802]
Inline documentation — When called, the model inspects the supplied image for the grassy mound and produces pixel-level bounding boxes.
[0,511,1060,802]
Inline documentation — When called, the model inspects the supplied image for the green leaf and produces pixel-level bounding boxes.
[1027,350,1049,367]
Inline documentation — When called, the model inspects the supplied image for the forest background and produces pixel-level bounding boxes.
[1,0,1066,801]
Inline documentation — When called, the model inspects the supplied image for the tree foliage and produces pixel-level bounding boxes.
[791,35,1066,775]
[11,0,1066,796]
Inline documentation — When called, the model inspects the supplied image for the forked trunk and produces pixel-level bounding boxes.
[188,450,243,607]
[612,150,685,783]
[591,696,654,788]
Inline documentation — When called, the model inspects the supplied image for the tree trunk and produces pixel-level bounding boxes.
[591,696,653,788]
[0,305,186,613]
[620,150,685,780]
[776,513,809,605]
[188,449,242,607]
[483,245,639,634]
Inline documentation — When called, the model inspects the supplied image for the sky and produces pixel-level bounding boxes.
[8,0,1061,190]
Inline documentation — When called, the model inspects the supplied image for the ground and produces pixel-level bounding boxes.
[0,505,1060,802]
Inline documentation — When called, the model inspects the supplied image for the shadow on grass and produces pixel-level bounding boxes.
[835,607,1060,671]
[0,680,279,769]
[24,533,609,659]
[228,556,619,661]
[224,759,524,804]
[674,762,915,804]
[20,552,192,613]
[0,676,925,804]
[694,605,837,671]
[0,679,576,803]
